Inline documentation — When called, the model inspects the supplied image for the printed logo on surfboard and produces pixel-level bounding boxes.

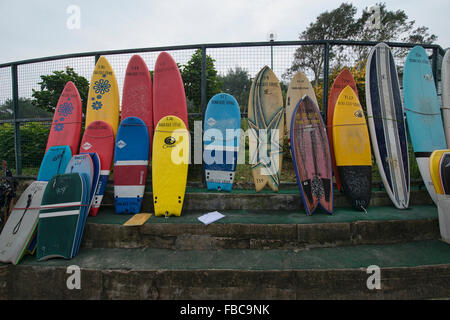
[82,142,92,151]
[163,136,176,148]
[117,140,127,149]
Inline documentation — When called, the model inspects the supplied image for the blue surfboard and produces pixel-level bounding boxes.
[37,145,72,181]
[114,116,149,214]
[403,45,447,204]
[65,154,93,257]
[203,93,241,192]
[81,152,101,210]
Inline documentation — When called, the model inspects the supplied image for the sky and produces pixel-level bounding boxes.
[1,0,449,64]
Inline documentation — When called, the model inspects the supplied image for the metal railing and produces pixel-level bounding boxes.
[0,40,445,177]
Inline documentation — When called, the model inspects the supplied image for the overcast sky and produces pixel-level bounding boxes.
[1,0,449,64]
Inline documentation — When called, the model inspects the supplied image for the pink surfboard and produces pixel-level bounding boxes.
[327,69,358,191]
[153,52,188,129]
[79,120,115,216]
[122,54,153,158]
[291,95,333,215]
[45,81,82,155]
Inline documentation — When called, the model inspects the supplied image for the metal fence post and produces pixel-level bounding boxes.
[200,46,207,185]
[11,64,22,175]
[322,42,330,122]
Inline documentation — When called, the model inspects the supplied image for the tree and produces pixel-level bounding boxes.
[285,2,438,84]
[218,67,252,112]
[32,66,89,115]
[181,49,222,113]
[0,98,52,120]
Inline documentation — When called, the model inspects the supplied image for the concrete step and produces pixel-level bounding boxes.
[2,240,450,299]
[83,205,440,250]
[102,187,433,212]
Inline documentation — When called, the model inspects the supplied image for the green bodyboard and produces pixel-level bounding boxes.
[36,173,84,261]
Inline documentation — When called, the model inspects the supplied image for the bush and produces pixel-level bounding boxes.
[0,122,50,170]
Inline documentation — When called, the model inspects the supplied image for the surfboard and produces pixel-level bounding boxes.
[440,152,450,194]
[430,150,449,195]
[37,145,72,181]
[366,43,410,209]
[442,50,450,147]
[27,145,70,254]
[153,52,188,129]
[64,154,94,256]
[403,45,447,205]
[203,93,241,192]
[152,116,189,217]
[122,54,153,158]
[0,181,47,265]
[248,66,284,192]
[45,81,82,155]
[114,117,149,214]
[290,95,333,215]
[285,71,318,142]
[85,56,120,136]
[333,85,372,211]
[36,173,85,261]
[327,68,358,191]
[79,120,114,216]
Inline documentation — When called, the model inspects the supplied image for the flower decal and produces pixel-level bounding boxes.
[93,79,111,95]
[57,102,73,117]
[55,123,64,132]
[91,101,103,110]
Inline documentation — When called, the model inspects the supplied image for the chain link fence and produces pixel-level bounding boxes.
[0,40,445,183]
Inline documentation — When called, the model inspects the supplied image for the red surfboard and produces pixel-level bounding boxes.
[122,54,153,157]
[153,52,188,129]
[79,120,115,216]
[291,95,333,215]
[327,68,358,191]
[45,81,82,155]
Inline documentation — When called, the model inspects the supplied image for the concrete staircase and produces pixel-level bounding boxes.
[1,184,450,300]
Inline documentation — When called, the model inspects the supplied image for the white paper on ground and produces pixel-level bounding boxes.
[198,211,225,225]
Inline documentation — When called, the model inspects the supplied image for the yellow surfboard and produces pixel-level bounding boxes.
[86,56,120,136]
[333,85,372,210]
[152,116,189,216]
[285,71,318,139]
[248,66,284,192]
[429,149,450,195]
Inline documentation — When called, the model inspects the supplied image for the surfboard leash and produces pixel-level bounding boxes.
[12,191,35,235]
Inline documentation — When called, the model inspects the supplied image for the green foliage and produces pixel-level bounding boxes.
[32,67,89,115]
[0,122,50,169]
[181,49,222,112]
[0,98,52,120]
[218,67,252,112]
[285,2,438,83]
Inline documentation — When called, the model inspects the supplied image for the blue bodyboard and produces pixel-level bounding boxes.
[114,116,150,214]
[65,154,93,257]
[37,145,72,181]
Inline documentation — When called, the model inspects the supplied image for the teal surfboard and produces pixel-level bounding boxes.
[403,46,446,204]
[65,154,93,257]
[37,145,72,181]
[36,173,85,261]
[203,93,241,192]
